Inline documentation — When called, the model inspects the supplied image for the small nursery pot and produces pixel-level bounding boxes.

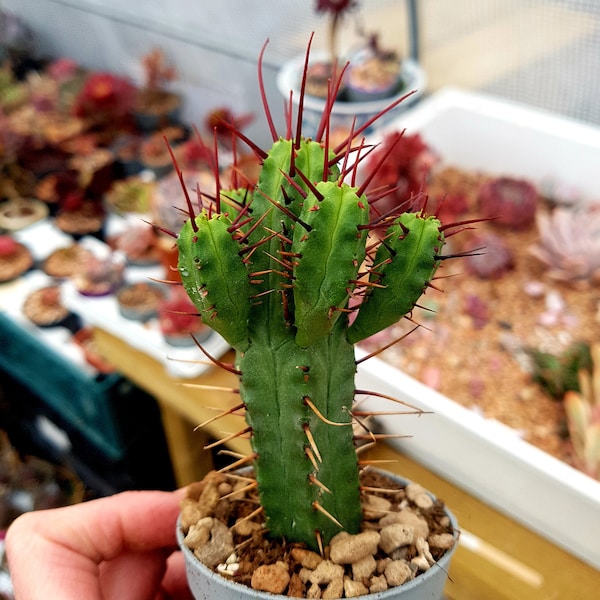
[276,52,426,139]
[177,470,458,600]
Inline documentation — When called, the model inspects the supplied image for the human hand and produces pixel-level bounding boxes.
[5,489,194,600]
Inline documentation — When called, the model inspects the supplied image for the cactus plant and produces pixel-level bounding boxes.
[174,40,455,553]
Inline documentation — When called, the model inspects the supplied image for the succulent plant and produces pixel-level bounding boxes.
[140,47,176,92]
[135,47,180,124]
[529,204,600,287]
[464,231,514,280]
[478,176,538,230]
[527,341,592,400]
[73,72,136,124]
[174,40,455,552]
[362,130,434,222]
[158,288,208,341]
[564,343,600,480]
[314,0,358,68]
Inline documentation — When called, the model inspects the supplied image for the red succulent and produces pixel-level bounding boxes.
[73,72,135,121]
[465,232,514,280]
[315,0,358,15]
[141,47,176,91]
[363,130,434,218]
[159,290,202,335]
[204,107,254,146]
[478,176,538,230]
[314,0,359,67]
[0,235,19,257]
[47,57,79,82]
[58,191,87,213]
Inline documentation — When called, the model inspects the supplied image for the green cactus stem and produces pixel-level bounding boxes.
[175,39,452,550]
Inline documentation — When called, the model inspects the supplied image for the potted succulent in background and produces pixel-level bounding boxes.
[133,47,181,132]
[151,168,216,281]
[277,1,426,137]
[158,287,211,347]
[563,343,600,479]
[344,32,405,103]
[46,57,87,113]
[72,71,136,140]
[0,64,29,113]
[172,40,461,599]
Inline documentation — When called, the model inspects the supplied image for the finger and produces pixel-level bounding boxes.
[6,490,186,599]
[98,548,170,599]
[14,490,184,558]
[160,551,195,600]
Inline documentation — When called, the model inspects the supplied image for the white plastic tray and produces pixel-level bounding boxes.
[356,87,600,569]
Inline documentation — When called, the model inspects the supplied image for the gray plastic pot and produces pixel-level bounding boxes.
[177,470,458,600]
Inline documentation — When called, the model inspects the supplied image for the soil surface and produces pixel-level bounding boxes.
[180,469,456,597]
[359,166,600,474]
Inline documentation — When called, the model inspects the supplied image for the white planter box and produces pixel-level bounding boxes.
[355,88,600,569]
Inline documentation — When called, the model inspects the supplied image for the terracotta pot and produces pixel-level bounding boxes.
[177,469,458,599]
[155,235,181,282]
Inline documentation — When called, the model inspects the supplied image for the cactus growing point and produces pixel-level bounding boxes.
[174,39,455,551]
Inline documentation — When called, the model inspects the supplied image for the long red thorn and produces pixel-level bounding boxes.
[295,32,315,150]
[164,137,197,231]
[294,166,324,201]
[315,61,350,143]
[333,89,417,155]
[279,169,308,200]
[212,128,221,214]
[356,131,406,197]
[258,39,278,142]
[285,91,293,140]
[220,121,268,161]
[323,79,331,182]
[340,116,357,183]
[191,335,241,375]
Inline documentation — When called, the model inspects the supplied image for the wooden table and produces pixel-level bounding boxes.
[93,327,599,599]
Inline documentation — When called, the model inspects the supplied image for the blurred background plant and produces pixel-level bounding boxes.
[563,343,600,479]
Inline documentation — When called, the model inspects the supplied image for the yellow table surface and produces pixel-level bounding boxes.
[93,327,599,599]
